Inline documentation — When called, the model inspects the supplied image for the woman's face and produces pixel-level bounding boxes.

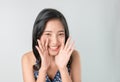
[40,19,65,56]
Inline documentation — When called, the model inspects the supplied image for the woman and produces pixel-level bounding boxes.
[21,8,81,82]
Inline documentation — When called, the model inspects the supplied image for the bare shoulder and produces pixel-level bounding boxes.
[21,51,36,66]
[21,51,37,82]
[71,49,81,68]
[71,50,81,82]
[72,49,80,61]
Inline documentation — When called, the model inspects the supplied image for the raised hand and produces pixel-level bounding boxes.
[55,37,74,69]
[35,38,50,71]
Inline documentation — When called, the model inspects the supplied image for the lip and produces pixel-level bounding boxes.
[49,46,60,51]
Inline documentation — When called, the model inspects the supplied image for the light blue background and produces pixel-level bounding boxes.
[0,0,120,82]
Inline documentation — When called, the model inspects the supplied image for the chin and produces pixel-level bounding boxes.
[49,51,59,56]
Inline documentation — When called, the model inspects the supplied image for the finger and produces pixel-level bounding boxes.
[66,40,74,53]
[35,45,43,58]
[45,38,49,50]
[37,39,43,52]
[68,44,74,56]
[40,39,45,50]
[64,37,71,50]
[59,38,65,53]
[68,47,74,56]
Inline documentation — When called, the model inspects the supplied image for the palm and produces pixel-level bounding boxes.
[36,39,50,70]
[55,37,74,69]
[41,50,50,69]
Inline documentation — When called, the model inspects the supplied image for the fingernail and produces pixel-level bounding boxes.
[37,39,39,42]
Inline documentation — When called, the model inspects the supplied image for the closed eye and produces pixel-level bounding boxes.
[59,33,64,35]
[44,33,51,36]
[58,33,65,36]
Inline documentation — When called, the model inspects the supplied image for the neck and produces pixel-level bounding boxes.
[49,56,56,68]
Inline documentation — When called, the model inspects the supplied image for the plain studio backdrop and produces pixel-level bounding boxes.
[0,0,120,82]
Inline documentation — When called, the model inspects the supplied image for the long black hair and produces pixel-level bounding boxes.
[32,8,72,71]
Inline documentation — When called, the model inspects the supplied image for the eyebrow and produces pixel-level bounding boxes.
[44,30,65,32]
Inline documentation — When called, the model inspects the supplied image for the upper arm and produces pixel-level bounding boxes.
[21,54,35,82]
[70,50,81,82]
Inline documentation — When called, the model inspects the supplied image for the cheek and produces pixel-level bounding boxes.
[40,36,47,42]
[58,37,65,44]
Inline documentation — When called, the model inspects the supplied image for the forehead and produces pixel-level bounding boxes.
[44,19,64,31]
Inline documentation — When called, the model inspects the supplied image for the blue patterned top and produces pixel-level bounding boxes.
[34,60,71,82]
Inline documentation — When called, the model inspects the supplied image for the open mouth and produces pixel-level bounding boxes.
[49,46,60,51]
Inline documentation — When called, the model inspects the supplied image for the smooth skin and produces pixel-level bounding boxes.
[21,19,81,82]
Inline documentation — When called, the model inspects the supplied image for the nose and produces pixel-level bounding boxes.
[50,35,58,45]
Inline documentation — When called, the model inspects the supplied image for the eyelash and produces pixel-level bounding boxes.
[44,33,65,36]
[45,33,51,35]
[59,33,64,35]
